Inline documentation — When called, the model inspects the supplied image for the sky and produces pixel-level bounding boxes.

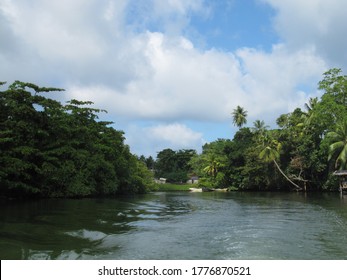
[1,0,347,157]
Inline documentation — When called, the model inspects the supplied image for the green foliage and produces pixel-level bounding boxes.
[327,120,347,170]
[2,68,346,196]
[232,106,248,128]
[190,139,230,188]
[189,68,347,191]
[0,81,153,198]
[154,149,196,183]
[139,155,155,170]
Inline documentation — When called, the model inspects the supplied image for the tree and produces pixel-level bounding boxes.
[304,97,319,112]
[297,97,318,130]
[318,68,347,105]
[202,153,224,182]
[251,120,268,144]
[0,81,154,198]
[327,121,347,170]
[155,149,196,183]
[252,120,267,133]
[139,155,155,170]
[145,156,155,170]
[189,139,230,188]
[225,128,254,189]
[0,81,65,196]
[259,134,302,191]
[232,106,247,128]
[311,68,347,138]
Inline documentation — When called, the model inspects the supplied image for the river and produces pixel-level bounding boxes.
[1,191,347,260]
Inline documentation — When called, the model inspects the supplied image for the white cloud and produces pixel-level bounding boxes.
[262,0,347,67]
[0,0,344,156]
[66,31,245,122]
[0,0,330,124]
[1,0,103,60]
[148,123,203,146]
[236,44,327,117]
[0,0,138,87]
[68,34,326,126]
[125,123,204,156]
[125,0,210,35]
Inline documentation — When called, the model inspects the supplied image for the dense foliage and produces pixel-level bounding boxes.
[2,68,346,197]
[0,81,154,198]
[188,68,347,191]
[153,148,197,183]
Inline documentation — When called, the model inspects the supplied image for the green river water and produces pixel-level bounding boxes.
[1,191,347,259]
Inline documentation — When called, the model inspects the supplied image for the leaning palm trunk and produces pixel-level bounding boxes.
[273,160,302,191]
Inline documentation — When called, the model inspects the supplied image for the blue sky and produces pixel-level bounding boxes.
[1,0,347,157]
[190,1,277,51]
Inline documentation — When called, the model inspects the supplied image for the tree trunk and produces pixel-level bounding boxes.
[273,160,302,191]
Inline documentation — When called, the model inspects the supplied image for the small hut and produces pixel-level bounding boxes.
[333,170,347,193]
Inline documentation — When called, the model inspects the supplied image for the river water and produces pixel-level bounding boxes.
[1,191,347,260]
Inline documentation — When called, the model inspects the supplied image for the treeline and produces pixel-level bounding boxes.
[0,81,154,198]
[139,149,197,183]
[143,68,347,191]
[193,68,347,191]
[2,68,346,197]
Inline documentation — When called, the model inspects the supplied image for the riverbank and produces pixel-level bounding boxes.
[150,183,235,192]
[151,183,193,191]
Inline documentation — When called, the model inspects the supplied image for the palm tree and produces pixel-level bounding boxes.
[298,97,318,129]
[328,121,347,170]
[252,120,268,142]
[202,153,223,180]
[304,97,318,113]
[252,120,266,131]
[259,136,302,190]
[232,106,247,128]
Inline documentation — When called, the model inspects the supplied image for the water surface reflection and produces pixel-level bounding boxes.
[1,192,347,259]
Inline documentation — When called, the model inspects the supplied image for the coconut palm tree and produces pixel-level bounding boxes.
[252,120,266,131]
[232,106,247,128]
[259,136,302,190]
[298,97,319,129]
[252,120,269,142]
[328,120,347,170]
[202,153,223,180]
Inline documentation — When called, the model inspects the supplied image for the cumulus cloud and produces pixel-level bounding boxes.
[125,0,209,35]
[0,0,142,87]
[147,123,203,146]
[68,34,325,125]
[0,0,330,122]
[0,0,343,155]
[236,44,326,116]
[67,32,246,122]
[262,0,347,67]
[125,123,204,156]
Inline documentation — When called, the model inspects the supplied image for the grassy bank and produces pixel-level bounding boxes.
[150,183,194,191]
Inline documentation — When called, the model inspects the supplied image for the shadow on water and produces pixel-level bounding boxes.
[1,191,347,259]
[0,193,195,259]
